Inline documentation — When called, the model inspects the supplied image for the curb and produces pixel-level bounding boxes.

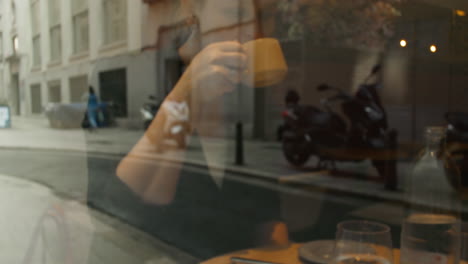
[0,145,407,206]
[2,145,465,214]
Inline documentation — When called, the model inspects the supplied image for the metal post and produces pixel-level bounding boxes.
[235,122,244,165]
[234,0,244,166]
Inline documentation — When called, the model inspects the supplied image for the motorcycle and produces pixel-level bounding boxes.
[281,65,398,189]
[443,112,468,193]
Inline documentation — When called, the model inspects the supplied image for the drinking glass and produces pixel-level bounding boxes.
[331,220,394,264]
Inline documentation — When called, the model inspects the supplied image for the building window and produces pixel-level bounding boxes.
[71,0,89,54]
[32,36,41,66]
[30,0,41,67]
[0,16,2,59]
[11,0,16,27]
[69,75,88,102]
[102,0,127,45]
[50,27,61,61]
[0,32,3,59]
[48,0,61,62]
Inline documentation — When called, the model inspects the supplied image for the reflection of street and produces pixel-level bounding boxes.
[0,148,406,259]
[0,149,198,264]
[0,117,461,259]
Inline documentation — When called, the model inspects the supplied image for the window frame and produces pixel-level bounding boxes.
[48,0,61,62]
[102,0,127,46]
[71,0,89,55]
[30,0,41,67]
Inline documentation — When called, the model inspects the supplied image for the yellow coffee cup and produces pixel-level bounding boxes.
[242,38,288,88]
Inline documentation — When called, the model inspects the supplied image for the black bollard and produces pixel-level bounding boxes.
[235,122,244,165]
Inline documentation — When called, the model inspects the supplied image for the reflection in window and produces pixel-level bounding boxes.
[30,0,41,66]
[48,0,61,62]
[0,32,3,59]
[69,75,88,103]
[30,84,42,114]
[47,80,61,103]
[102,0,127,45]
[71,0,89,54]
[12,35,18,54]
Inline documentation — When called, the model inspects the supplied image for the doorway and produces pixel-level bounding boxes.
[99,68,127,117]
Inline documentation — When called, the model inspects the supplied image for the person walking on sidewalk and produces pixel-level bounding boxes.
[86,87,99,131]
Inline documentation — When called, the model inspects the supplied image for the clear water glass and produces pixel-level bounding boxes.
[331,220,394,264]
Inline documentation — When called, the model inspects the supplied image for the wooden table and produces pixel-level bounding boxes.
[200,243,411,264]
[201,243,303,264]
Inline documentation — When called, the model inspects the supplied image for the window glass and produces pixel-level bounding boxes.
[0,1,468,264]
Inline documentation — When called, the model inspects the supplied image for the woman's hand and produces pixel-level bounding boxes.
[183,41,247,102]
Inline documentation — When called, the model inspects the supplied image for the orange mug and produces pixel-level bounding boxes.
[242,38,288,88]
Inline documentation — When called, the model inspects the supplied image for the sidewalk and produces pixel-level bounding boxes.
[0,116,420,206]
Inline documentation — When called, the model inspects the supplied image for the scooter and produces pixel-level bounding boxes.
[140,95,161,130]
[281,65,397,189]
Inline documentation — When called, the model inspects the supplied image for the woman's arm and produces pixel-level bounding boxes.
[116,41,246,205]
[116,69,192,205]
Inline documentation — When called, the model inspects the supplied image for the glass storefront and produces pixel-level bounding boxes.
[0,0,467,263]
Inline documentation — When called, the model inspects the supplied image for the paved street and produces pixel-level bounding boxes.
[0,116,411,200]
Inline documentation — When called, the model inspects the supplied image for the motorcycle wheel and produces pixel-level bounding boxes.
[282,138,309,167]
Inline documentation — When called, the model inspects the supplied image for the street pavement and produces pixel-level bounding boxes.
[1,116,410,202]
[0,116,460,210]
